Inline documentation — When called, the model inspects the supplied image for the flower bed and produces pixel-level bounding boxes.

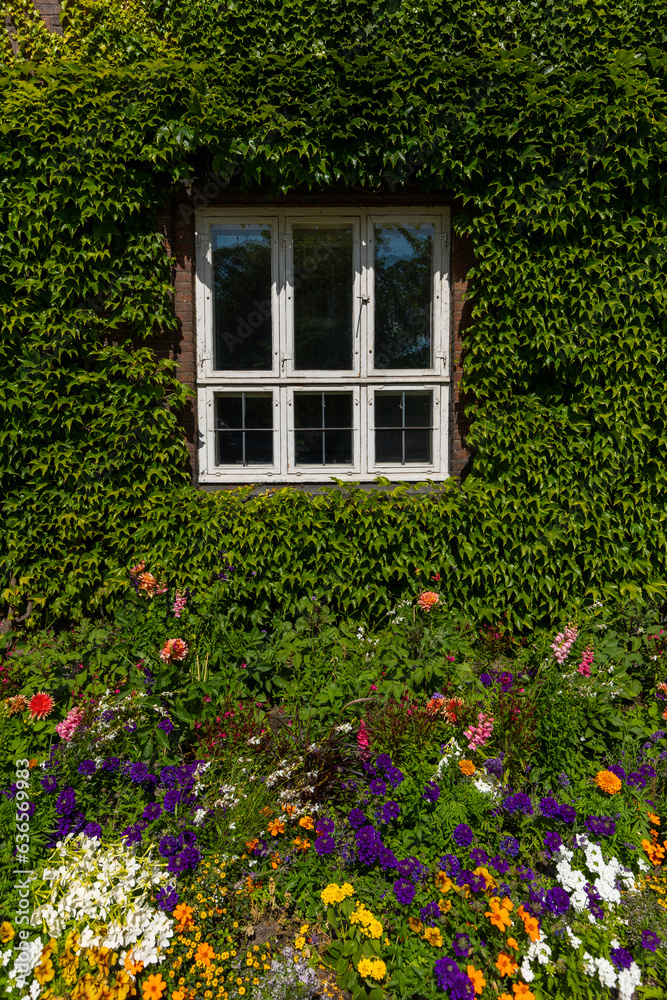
[1,577,666,1000]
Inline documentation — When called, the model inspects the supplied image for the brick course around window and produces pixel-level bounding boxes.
[155,186,474,485]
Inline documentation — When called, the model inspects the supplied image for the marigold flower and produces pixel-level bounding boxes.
[142,974,167,999]
[417,591,440,610]
[28,692,55,720]
[267,819,285,836]
[423,927,444,947]
[467,965,486,995]
[496,952,518,976]
[648,812,661,825]
[459,760,476,776]
[282,803,296,816]
[245,839,259,851]
[595,770,622,795]
[292,836,310,851]
[513,984,536,1000]
[499,995,514,1000]
[299,815,315,830]
[439,897,453,914]
[0,922,15,944]
[196,943,215,967]
[159,638,189,663]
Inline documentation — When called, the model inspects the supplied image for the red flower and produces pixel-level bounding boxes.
[28,692,55,720]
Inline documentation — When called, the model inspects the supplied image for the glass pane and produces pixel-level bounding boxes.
[295,429,324,464]
[375,393,402,428]
[293,227,353,370]
[213,224,273,371]
[244,431,273,464]
[404,392,432,427]
[216,431,243,465]
[405,429,432,463]
[215,394,243,429]
[244,395,273,429]
[324,430,353,464]
[374,223,433,369]
[294,393,324,429]
[323,393,352,428]
[375,429,403,463]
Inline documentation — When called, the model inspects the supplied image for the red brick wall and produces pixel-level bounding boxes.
[155,187,475,484]
[31,0,62,33]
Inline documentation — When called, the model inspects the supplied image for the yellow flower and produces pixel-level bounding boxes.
[594,770,622,795]
[473,866,496,890]
[299,924,309,934]
[0,922,15,944]
[294,937,305,950]
[423,927,444,948]
[435,872,453,893]
[357,957,387,980]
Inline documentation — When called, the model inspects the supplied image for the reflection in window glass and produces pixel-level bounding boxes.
[374,223,433,369]
[215,393,273,465]
[213,224,273,371]
[294,393,353,465]
[375,391,432,464]
[294,227,353,370]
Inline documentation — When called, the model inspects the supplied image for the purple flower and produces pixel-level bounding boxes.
[585,815,616,837]
[385,766,405,788]
[355,825,384,866]
[393,878,416,905]
[453,932,471,959]
[517,866,535,882]
[585,883,604,920]
[142,802,162,823]
[369,778,387,795]
[422,781,441,803]
[169,845,201,873]
[557,803,576,823]
[420,901,441,926]
[465,874,487,893]
[314,835,335,856]
[77,760,96,776]
[440,854,461,876]
[316,818,335,834]
[640,763,656,778]
[378,846,398,870]
[41,776,57,793]
[158,835,182,857]
[651,730,665,742]
[84,822,102,839]
[156,885,179,912]
[543,832,562,854]
[485,756,504,778]
[489,855,510,875]
[469,848,488,867]
[503,793,533,815]
[434,957,474,999]
[55,787,76,816]
[557,772,570,787]
[626,772,646,788]
[642,930,661,951]
[452,824,473,848]
[101,757,120,772]
[376,754,392,769]
[121,823,143,845]
[382,801,400,823]
[101,709,116,722]
[130,762,149,784]
[499,835,520,857]
[545,886,570,915]
[480,672,493,687]
[160,765,179,788]
[252,838,268,858]
[610,947,633,970]
[500,672,513,692]
[158,718,174,734]
[182,830,198,847]
[539,796,561,819]
[163,788,181,813]
[608,764,626,779]
[348,809,367,829]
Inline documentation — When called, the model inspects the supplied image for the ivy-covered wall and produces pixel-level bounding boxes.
[1,0,666,625]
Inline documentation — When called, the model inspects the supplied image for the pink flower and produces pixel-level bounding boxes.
[551,623,578,664]
[55,707,85,741]
[357,719,370,759]
[417,591,440,611]
[463,712,494,751]
[159,638,189,663]
[172,591,188,618]
[28,692,55,720]
[578,645,594,677]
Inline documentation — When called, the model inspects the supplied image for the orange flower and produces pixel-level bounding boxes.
[142,974,167,999]
[594,770,622,795]
[499,994,514,1000]
[648,812,661,825]
[246,839,259,851]
[260,806,273,816]
[513,984,536,1000]
[502,898,514,912]
[435,871,453,893]
[292,837,310,851]
[298,816,315,830]
[496,952,518,976]
[159,637,189,663]
[124,951,144,976]
[270,852,281,869]
[443,697,465,724]
[195,943,215,967]
[642,837,666,865]
[506,938,519,951]
[459,760,476,777]
[173,903,194,931]
[282,803,296,816]
[485,899,512,932]
[467,965,486,995]
[268,819,285,836]
[417,591,440,610]
[522,915,541,943]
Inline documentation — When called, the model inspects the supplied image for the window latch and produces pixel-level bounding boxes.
[281,352,292,370]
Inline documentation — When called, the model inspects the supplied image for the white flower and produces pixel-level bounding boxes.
[565,927,581,949]
[582,952,596,976]
[520,958,535,982]
[193,809,207,826]
[528,938,551,965]
[595,957,617,988]
[617,963,642,1000]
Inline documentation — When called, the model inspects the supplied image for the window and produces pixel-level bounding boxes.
[196,208,450,482]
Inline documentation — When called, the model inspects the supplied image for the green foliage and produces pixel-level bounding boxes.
[1,0,667,623]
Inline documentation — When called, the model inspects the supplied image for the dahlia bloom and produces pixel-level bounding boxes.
[159,638,189,663]
[443,697,465,724]
[417,591,440,611]
[28,692,55,719]
[55,706,85,741]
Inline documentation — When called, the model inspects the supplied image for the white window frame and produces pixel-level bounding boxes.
[195,207,450,483]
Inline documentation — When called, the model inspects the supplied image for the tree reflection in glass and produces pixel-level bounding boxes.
[373,223,433,369]
[213,224,273,371]
[293,227,353,370]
